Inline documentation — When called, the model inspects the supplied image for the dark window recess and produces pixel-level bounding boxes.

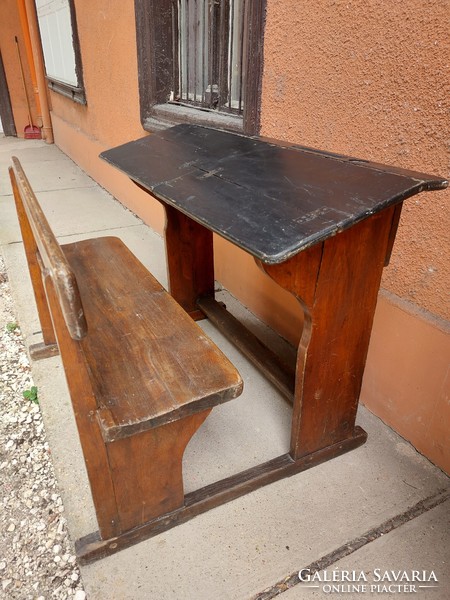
[172,0,246,115]
[0,51,17,135]
[135,0,266,135]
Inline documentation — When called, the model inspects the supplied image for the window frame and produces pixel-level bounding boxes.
[37,0,86,105]
[134,0,266,135]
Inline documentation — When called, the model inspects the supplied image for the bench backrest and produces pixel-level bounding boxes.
[9,156,87,340]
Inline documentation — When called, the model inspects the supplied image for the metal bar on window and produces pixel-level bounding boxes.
[238,0,246,113]
[172,0,180,100]
[173,0,245,115]
[207,0,213,108]
[202,0,207,106]
[228,0,234,110]
[178,0,185,101]
[218,0,230,110]
[193,1,197,103]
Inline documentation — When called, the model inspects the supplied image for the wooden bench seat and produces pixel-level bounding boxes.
[9,156,242,553]
[62,236,241,442]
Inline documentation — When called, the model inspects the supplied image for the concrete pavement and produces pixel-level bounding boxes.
[1,134,448,600]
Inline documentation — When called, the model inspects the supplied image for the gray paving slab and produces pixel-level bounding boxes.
[79,408,448,600]
[0,193,23,244]
[1,186,141,241]
[0,136,48,153]
[1,242,42,345]
[1,136,448,600]
[0,140,66,164]
[7,185,142,239]
[280,499,450,600]
[0,154,95,195]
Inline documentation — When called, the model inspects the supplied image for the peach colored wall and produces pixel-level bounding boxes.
[47,0,165,233]
[0,0,40,137]
[362,291,450,474]
[259,0,449,322]
[49,0,144,150]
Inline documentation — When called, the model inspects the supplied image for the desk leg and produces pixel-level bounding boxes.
[258,206,396,460]
[163,205,214,319]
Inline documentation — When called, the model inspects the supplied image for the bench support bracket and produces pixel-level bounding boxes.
[29,341,59,361]
[75,426,367,564]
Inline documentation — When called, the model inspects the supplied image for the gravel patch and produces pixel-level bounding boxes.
[0,255,86,600]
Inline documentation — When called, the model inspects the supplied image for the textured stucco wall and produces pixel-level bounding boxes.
[260,0,449,321]
[46,1,167,230]
[362,291,450,474]
[49,0,143,149]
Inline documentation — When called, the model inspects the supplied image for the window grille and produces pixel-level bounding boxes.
[171,0,246,115]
